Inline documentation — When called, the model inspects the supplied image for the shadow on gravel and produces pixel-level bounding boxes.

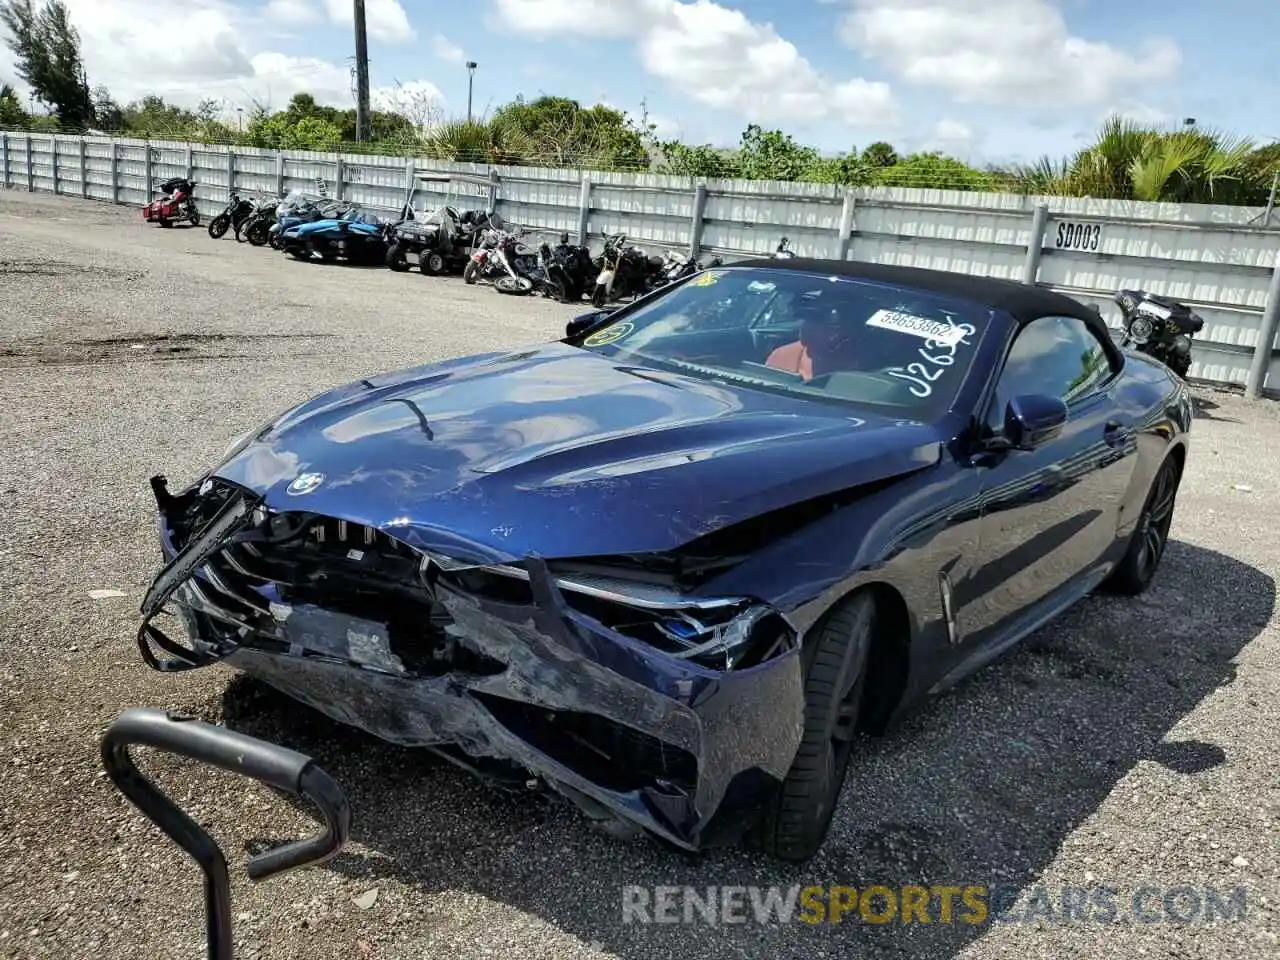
[219,540,1272,960]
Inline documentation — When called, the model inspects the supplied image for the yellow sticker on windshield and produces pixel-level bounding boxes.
[584,321,634,347]
[687,270,723,287]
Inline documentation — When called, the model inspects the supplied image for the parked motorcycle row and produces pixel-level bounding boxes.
[142,180,725,306]
[139,181,1203,377]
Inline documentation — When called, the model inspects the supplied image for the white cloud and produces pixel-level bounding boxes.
[931,118,973,145]
[492,0,669,39]
[1104,101,1172,126]
[323,0,416,44]
[263,0,319,24]
[430,33,466,64]
[64,0,253,89]
[840,0,1180,107]
[919,117,976,154]
[14,0,438,115]
[373,79,447,127]
[493,0,897,127]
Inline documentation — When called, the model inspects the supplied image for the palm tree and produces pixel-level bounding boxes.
[1063,116,1256,203]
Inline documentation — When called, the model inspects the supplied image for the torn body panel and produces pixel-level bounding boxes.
[146,477,805,851]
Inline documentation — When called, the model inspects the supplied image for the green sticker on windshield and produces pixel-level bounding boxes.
[584,321,634,346]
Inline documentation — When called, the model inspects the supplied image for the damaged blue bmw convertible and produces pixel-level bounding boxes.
[137,259,1193,862]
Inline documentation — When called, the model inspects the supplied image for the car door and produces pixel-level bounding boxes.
[952,315,1137,644]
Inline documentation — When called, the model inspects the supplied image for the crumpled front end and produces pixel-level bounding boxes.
[139,475,805,851]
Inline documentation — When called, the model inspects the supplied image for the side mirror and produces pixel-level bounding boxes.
[1003,394,1068,451]
[566,309,614,340]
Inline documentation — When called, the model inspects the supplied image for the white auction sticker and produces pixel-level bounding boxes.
[866,309,967,345]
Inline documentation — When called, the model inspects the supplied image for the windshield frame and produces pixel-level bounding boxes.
[571,265,1000,420]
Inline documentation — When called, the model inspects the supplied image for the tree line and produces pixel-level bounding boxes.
[3,0,1278,204]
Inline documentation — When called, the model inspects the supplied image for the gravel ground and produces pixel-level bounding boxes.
[1,189,1277,960]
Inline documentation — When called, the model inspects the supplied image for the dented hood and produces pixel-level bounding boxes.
[212,343,943,559]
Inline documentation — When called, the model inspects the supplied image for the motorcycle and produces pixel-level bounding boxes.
[101,708,350,960]
[653,249,725,287]
[386,206,490,276]
[491,230,543,296]
[1113,288,1204,379]
[590,233,665,307]
[462,227,503,285]
[241,198,279,247]
[280,208,394,265]
[537,233,596,303]
[207,190,256,241]
[143,177,199,228]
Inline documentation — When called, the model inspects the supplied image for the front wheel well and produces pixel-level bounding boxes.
[852,582,911,736]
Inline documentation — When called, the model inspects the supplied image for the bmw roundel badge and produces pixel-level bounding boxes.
[287,472,325,496]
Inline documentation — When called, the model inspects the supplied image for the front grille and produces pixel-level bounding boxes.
[188,509,505,678]
[474,692,698,794]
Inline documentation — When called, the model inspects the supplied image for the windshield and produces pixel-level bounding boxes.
[422,205,459,230]
[577,267,989,415]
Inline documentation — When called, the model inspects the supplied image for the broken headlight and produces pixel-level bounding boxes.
[425,554,794,671]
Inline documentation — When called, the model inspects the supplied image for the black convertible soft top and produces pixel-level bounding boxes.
[733,256,1111,342]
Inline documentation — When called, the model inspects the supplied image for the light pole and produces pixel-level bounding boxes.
[466,61,477,125]
[237,107,243,133]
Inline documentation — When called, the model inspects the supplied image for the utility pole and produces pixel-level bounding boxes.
[466,61,477,124]
[353,0,371,141]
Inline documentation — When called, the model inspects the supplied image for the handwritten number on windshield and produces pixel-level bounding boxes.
[885,322,976,398]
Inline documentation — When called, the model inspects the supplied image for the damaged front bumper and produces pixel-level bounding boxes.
[137,476,805,851]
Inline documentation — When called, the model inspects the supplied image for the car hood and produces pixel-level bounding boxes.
[212,343,944,561]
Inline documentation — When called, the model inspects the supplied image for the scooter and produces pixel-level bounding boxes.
[101,708,350,960]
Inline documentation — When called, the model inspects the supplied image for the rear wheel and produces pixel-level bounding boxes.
[386,242,410,272]
[245,221,270,247]
[751,591,875,862]
[187,208,201,227]
[207,214,230,239]
[1102,453,1182,595]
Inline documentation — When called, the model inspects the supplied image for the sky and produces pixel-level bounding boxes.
[1,0,1278,165]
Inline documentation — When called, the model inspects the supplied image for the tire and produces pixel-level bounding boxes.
[462,260,480,285]
[386,242,410,272]
[751,591,875,862]
[422,252,445,275]
[1102,453,1183,595]
[245,221,270,247]
[591,283,608,308]
[159,219,173,229]
[207,214,230,239]
[188,208,201,227]
[494,275,534,296]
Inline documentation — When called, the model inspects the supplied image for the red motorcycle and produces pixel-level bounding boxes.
[143,177,200,228]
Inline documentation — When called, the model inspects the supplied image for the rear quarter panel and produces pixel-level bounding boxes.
[1110,351,1193,538]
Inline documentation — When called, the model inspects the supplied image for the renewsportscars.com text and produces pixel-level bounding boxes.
[621,884,1250,926]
